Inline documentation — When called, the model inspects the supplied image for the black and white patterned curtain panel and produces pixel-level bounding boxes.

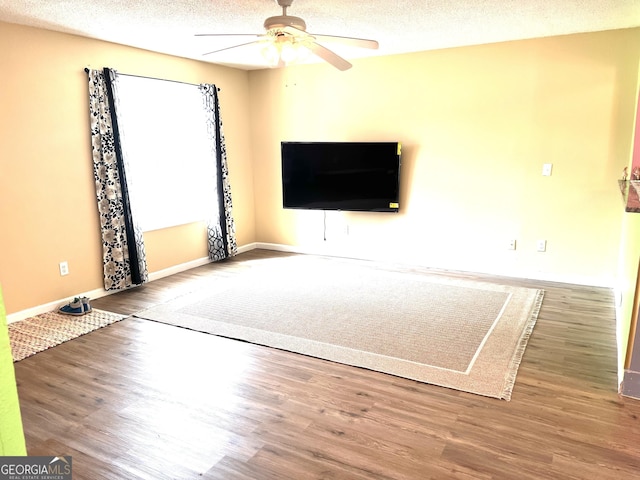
[87,68,148,290]
[200,84,237,261]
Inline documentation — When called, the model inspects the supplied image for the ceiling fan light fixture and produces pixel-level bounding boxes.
[261,42,281,67]
[261,34,310,68]
[282,39,310,63]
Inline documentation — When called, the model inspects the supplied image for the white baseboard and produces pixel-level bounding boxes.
[147,243,254,281]
[6,241,612,324]
[7,245,257,324]
[614,287,625,390]
[255,242,613,288]
[147,256,212,282]
[237,243,257,255]
[6,286,111,324]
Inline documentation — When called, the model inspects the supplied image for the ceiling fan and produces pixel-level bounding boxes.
[196,0,379,71]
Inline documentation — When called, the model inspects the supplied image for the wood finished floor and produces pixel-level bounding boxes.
[13,249,640,479]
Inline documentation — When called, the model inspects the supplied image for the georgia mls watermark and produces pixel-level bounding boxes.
[0,456,72,480]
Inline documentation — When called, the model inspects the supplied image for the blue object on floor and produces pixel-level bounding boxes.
[59,297,88,316]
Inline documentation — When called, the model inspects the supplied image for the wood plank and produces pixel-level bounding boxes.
[13,249,640,479]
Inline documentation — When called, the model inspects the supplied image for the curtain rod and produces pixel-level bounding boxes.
[83,67,220,91]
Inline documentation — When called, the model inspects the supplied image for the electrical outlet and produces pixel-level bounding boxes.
[59,261,69,276]
[508,239,517,250]
[536,240,547,252]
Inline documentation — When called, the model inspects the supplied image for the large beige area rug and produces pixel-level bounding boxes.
[9,309,127,362]
[136,256,544,400]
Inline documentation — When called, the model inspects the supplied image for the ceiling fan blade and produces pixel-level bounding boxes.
[309,34,379,50]
[307,42,352,71]
[195,33,262,37]
[202,40,265,57]
[281,24,378,50]
[281,25,309,36]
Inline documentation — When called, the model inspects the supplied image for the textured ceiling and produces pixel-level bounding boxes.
[1,0,639,70]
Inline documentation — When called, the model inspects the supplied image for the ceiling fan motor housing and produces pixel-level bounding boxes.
[264,15,307,32]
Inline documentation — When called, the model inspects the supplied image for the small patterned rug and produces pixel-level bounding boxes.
[8,309,128,362]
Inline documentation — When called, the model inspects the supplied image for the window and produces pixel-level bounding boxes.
[115,76,217,232]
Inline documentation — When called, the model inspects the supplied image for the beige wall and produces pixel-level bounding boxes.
[1,21,640,345]
[0,22,255,314]
[249,29,640,289]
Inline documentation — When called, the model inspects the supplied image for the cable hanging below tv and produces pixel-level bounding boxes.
[281,141,401,213]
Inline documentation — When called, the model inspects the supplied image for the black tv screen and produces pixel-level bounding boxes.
[281,141,401,212]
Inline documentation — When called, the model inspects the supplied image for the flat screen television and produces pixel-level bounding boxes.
[281,141,401,212]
